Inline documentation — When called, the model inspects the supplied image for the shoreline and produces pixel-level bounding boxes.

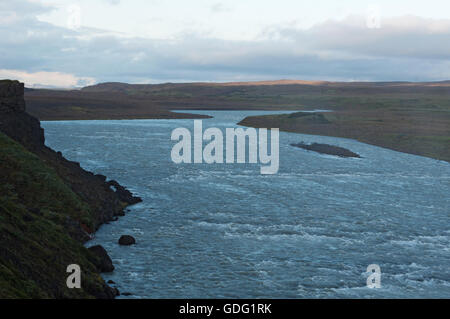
[24,80,449,165]
[87,193,141,298]
[0,80,142,298]
[41,108,449,164]
[238,112,450,163]
[35,111,213,121]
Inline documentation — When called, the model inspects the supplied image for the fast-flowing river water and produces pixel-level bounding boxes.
[42,110,450,298]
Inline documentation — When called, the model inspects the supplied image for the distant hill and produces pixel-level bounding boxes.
[21,78,450,162]
[82,79,450,92]
[75,79,450,103]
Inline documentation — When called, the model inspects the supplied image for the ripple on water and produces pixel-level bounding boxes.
[42,111,450,298]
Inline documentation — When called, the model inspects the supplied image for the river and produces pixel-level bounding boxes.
[42,110,450,298]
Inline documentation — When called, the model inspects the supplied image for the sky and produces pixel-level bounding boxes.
[1,0,450,87]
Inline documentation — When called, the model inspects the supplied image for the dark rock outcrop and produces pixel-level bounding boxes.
[88,245,115,273]
[108,180,142,205]
[0,81,44,151]
[94,285,119,299]
[0,80,25,112]
[112,287,120,296]
[118,235,136,246]
[0,80,141,231]
[0,80,142,299]
[291,142,361,158]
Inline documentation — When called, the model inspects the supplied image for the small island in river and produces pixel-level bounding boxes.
[291,142,361,158]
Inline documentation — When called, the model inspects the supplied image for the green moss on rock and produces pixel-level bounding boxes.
[0,132,111,298]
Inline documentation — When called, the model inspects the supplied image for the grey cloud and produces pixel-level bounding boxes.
[264,15,450,60]
[0,0,449,85]
[210,3,231,13]
[105,0,121,5]
[0,0,53,19]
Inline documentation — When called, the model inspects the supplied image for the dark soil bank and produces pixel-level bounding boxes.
[291,142,361,158]
[0,80,141,298]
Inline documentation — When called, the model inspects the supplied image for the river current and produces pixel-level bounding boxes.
[42,110,450,298]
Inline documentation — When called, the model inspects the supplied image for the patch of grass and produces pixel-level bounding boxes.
[69,106,90,114]
[0,132,106,298]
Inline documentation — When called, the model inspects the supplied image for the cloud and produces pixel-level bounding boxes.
[262,15,450,60]
[0,0,52,16]
[104,0,120,5]
[0,69,96,88]
[210,3,231,13]
[0,0,449,86]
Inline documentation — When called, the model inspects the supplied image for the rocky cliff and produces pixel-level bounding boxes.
[0,80,25,112]
[0,80,44,150]
[0,80,141,298]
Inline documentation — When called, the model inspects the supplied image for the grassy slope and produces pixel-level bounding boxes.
[0,132,106,298]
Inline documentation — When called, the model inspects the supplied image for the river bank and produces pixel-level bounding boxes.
[238,111,450,163]
[24,80,450,163]
[0,80,141,298]
[49,110,450,298]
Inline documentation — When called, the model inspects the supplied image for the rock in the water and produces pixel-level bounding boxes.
[291,142,361,158]
[112,287,120,296]
[88,245,115,272]
[118,235,136,246]
[108,180,143,204]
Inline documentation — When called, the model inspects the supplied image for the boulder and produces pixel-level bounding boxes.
[88,245,115,272]
[108,180,142,204]
[118,235,136,246]
[112,287,120,296]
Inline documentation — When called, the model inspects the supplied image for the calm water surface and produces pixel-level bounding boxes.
[42,110,450,298]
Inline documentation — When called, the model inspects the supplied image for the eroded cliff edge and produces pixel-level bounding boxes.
[0,80,141,298]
